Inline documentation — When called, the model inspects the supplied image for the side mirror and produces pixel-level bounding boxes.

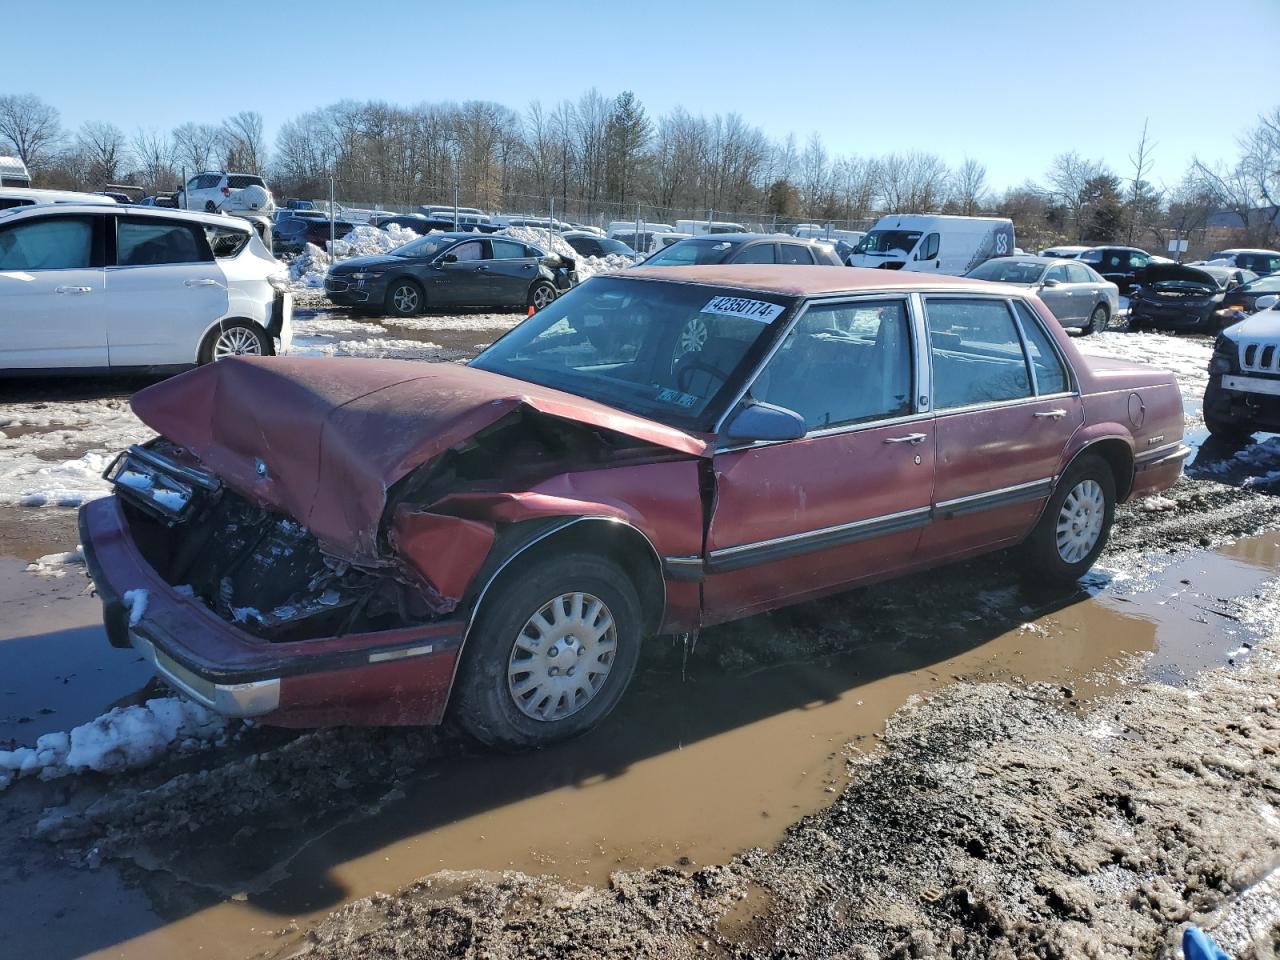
[723,402,807,443]
[1256,294,1279,311]
[1041,278,1060,287]
[440,253,458,264]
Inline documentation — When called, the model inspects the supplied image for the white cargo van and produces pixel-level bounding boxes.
[607,220,674,238]
[614,230,692,256]
[792,224,866,245]
[674,219,747,236]
[847,214,1015,275]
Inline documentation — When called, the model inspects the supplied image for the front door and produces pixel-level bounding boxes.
[0,213,108,369]
[486,237,540,306]
[1036,263,1080,323]
[105,215,227,367]
[917,296,1081,561]
[703,297,935,623]
[435,238,488,305]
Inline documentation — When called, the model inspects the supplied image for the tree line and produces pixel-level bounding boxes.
[2,90,1277,253]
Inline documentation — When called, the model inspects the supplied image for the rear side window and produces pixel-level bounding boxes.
[0,197,34,210]
[1013,301,1070,395]
[116,218,211,266]
[1065,263,1093,284]
[1128,252,1150,269]
[779,244,815,265]
[490,238,528,260]
[926,298,1033,409]
[734,243,777,264]
[0,216,95,270]
[1079,250,1102,264]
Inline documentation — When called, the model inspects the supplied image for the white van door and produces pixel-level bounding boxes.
[105,216,228,367]
[0,213,108,369]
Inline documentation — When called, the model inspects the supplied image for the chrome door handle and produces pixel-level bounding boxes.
[55,285,91,295]
[184,278,220,287]
[1035,409,1068,419]
[884,433,928,444]
[476,265,489,272]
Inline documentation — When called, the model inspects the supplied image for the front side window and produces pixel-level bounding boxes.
[471,277,792,430]
[1013,301,1070,395]
[116,218,210,266]
[1045,264,1069,283]
[0,216,94,270]
[926,298,1033,409]
[489,238,528,260]
[753,299,913,430]
[450,240,484,261]
[920,233,940,260]
[779,244,815,265]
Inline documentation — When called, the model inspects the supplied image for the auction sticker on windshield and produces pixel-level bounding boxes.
[702,296,785,322]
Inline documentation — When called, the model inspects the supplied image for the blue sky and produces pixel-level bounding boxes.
[4,0,1277,191]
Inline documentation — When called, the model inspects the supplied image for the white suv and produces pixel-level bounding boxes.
[178,172,276,215]
[0,204,291,373]
[1204,293,1280,439]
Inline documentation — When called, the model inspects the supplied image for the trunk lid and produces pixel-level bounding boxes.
[131,358,708,562]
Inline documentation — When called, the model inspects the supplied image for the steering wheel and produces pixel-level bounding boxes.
[676,356,730,392]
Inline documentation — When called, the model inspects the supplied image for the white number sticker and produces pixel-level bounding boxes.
[701,296,785,322]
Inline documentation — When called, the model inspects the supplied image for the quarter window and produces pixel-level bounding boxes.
[490,239,528,260]
[779,244,815,265]
[116,218,210,266]
[753,300,913,430]
[735,243,777,264]
[926,298,1033,409]
[1013,301,1070,395]
[0,216,94,270]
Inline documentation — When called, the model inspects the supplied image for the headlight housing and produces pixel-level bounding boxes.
[1209,335,1237,375]
[267,273,290,294]
[351,271,384,280]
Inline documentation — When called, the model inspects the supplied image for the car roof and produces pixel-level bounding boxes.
[624,264,1022,297]
[0,203,251,229]
[987,255,1055,266]
[672,232,831,245]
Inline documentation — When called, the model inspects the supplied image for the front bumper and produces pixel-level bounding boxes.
[1207,374,1280,432]
[1129,300,1216,329]
[79,496,466,727]
[324,275,380,305]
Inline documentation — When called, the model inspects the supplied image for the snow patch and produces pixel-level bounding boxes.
[0,697,230,790]
[25,547,84,577]
[1140,495,1177,513]
[122,588,148,626]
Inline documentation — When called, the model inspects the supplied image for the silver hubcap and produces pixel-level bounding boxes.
[393,285,419,313]
[532,285,555,310]
[507,592,617,722]
[678,316,708,356]
[1056,479,1106,564]
[212,327,263,359]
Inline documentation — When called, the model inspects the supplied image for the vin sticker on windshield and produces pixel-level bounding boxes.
[701,296,785,322]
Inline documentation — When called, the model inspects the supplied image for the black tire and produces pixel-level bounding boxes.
[204,200,216,213]
[528,280,557,313]
[1022,455,1116,586]
[1127,315,1145,332]
[450,551,644,750]
[197,320,272,365]
[1083,304,1108,335]
[1203,383,1256,442]
[385,279,424,316]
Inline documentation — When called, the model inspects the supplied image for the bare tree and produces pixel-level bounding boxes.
[172,122,223,176]
[222,111,266,172]
[0,93,62,169]
[132,128,175,193]
[76,121,127,186]
[1125,119,1160,244]
[950,157,988,216]
[878,152,949,212]
[1044,152,1108,241]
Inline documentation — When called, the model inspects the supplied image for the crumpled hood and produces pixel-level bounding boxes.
[131,358,708,562]
[1225,306,1280,340]
[1138,263,1226,290]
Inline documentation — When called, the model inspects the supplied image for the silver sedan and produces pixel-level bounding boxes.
[965,256,1121,334]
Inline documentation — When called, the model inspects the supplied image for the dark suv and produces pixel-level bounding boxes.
[641,233,843,267]
[1077,246,1153,294]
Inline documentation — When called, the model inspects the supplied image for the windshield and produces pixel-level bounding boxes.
[470,276,794,431]
[645,239,738,266]
[392,233,455,258]
[1244,276,1280,293]
[966,259,1045,284]
[852,229,922,255]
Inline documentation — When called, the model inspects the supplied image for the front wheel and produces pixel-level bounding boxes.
[450,551,643,750]
[198,321,271,364]
[385,279,423,316]
[1023,455,1116,586]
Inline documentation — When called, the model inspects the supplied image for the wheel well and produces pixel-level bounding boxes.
[470,518,666,637]
[196,317,267,361]
[1070,438,1134,501]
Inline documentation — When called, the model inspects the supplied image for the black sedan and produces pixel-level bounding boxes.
[274,215,356,256]
[324,232,577,315]
[561,231,639,262]
[640,233,843,266]
[1219,273,1280,317]
[1128,263,1255,332]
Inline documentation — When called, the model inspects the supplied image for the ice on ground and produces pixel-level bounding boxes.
[291,337,464,361]
[386,313,523,332]
[3,451,115,508]
[291,314,389,337]
[1196,436,1280,482]
[25,547,84,577]
[0,697,230,791]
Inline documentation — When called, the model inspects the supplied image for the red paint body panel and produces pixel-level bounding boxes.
[131,357,708,562]
[274,654,456,727]
[390,508,495,607]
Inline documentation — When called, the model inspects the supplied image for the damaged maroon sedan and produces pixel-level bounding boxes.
[80,266,1189,748]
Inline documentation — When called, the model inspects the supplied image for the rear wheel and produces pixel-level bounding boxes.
[204,200,216,213]
[529,281,557,312]
[1023,455,1116,586]
[1084,304,1108,335]
[386,279,423,316]
[450,551,643,750]
[198,321,271,365]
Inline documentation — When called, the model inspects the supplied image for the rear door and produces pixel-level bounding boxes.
[778,243,816,265]
[703,297,934,622]
[486,238,540,306]
[917,296,1081,561]
[0,212,109,369]
[105,215,227,366]
[731,242,778,264]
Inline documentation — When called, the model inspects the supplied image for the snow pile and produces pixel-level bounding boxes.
[288,223,422,289]
[25,548,84,578]
[0,697,231,790]
[2,450,115,507]
[1196,436,1280,487]
[291,337,464,361]
[498,226,633,280]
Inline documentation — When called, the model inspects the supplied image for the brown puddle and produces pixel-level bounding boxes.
[64,531,1278,960]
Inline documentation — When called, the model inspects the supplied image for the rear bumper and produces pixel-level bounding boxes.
[78,497,466,727]
[1131,441,1192,498]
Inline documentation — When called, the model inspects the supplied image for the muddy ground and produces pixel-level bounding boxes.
[1,306,1279,959]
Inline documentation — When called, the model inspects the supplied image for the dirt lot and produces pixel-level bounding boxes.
[1,304,1278,959]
